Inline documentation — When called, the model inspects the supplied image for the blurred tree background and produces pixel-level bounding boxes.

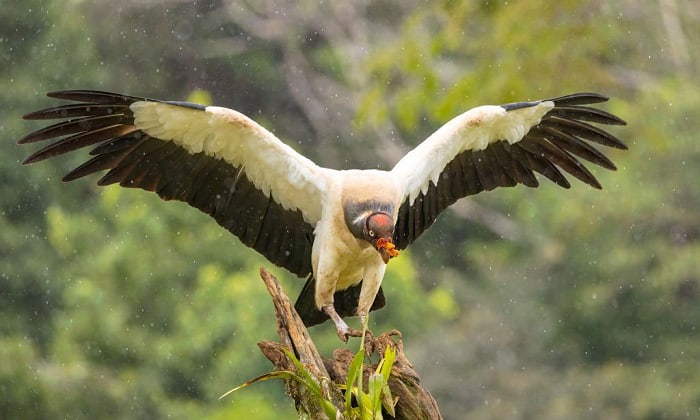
[1,0,698,418]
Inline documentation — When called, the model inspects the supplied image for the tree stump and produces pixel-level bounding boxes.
[258,267,442,419]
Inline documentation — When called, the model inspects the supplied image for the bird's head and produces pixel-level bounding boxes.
[363,212,399,264]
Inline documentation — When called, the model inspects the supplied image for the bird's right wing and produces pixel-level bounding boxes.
[20,90,331,277]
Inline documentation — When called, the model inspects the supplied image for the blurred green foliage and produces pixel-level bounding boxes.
[2,1,699,419]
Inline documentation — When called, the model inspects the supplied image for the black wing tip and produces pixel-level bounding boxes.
[547,94,629,150]
[21,112,41,121]
[605,118,627,127]
[550,92,609,105]
[46,90,96,100]
[43,90,206,110]
[46,90,75,98]
[22,144,66,164]
[601,135,628,151]
[61,172,86,183]
[556,173,604,190]
[21,91,131,121]
[21,153,43,165]
[46,89,114,98]
[555,177,572,189]
[17,134,36,145]
[45,90,144,105]
[589,179,603,189]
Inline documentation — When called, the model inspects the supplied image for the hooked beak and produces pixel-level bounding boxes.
[376,237,399,264]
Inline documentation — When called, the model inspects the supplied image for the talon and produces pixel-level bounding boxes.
[323,304,362,342]
[338,327,363,342]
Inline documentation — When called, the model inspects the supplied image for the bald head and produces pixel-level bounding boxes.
[365,212,393,240]
[365,212,398,263]
[342,202,399,263]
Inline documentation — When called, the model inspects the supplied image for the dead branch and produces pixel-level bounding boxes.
[258,267,442,419]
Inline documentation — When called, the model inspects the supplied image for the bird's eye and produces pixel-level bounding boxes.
[369,230,375,237]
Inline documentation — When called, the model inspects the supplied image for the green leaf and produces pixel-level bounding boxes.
[377,346,397,416]
[218,370,302,400]
[280,348,338,418]
[368,373,385,419]
[378,345,396,381]
[345,347,365,415]
[281,347,322,396]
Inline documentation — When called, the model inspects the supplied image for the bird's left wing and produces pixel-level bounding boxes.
[19,90,329,277]
[391,93,627,249]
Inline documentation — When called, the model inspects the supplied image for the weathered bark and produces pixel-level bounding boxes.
[258,267,344,418]
[258,267,442,419]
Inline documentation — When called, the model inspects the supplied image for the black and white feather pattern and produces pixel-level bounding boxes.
[390,93,626,249]
[20,91,321,277]
[19,90,626,327]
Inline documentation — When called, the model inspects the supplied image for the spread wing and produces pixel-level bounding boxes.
[19,90,330,277]
[391,93,627,249]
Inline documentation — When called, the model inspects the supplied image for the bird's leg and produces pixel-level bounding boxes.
[355,264,383,351]
[322,304,362,342]
[358,312,375,355]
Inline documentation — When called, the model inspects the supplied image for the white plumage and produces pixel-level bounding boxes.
[19,90,626,339]
[393,101,553,204]
[132,101,326,223]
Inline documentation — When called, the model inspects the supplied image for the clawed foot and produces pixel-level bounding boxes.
[335,323,376,354]
[335,322,364,342]
[322,304,374,343]
[323,304,358,342]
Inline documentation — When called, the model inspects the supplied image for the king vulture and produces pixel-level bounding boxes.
[19,90,626,340]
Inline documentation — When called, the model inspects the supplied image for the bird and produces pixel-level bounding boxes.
[19,90,626,340]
